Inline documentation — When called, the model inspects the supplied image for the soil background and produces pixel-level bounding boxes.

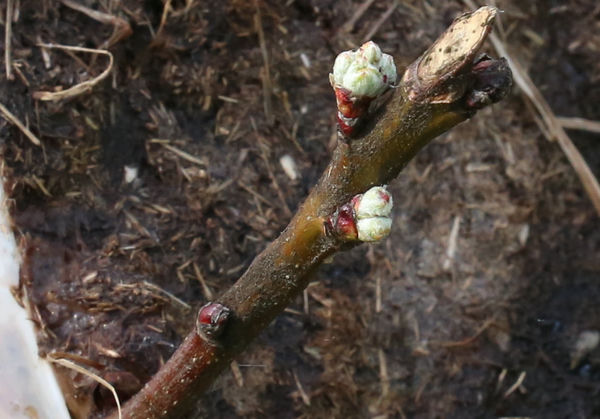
[1,1,600,418]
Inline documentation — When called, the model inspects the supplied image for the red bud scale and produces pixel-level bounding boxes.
[196,302,230,346]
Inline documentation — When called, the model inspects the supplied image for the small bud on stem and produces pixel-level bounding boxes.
[196,302,230,346]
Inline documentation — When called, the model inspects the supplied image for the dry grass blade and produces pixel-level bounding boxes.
[293,370,311,406]
[464,0,600,216]
[557,116,600,135]
[343,0,377,33]
[193,262,213,300]
[437,318,495,348]
[33,44,114,102]
[60,0,132,48]
[150,139,207,166]
[362,0,399,42]
[503,371,526,398]
[4,0,14,80]
[46,355,122,419]
[443,215,461,271]
[0,102,41,146]
[254,1,274,126]
[142,280,191,310]
[156,0,173,37]
[378,348,390,398]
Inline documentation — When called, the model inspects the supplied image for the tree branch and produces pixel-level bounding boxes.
[111,6,511,418]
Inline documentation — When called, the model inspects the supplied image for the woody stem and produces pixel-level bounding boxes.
[111,6,511,419]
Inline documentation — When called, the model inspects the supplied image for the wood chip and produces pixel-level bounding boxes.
[279,154,299,180]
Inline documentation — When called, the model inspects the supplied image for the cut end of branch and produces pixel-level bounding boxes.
[402,6,498,103]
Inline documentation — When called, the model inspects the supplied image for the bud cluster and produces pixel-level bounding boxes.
[326,186,393,242]
[330,41,397,137]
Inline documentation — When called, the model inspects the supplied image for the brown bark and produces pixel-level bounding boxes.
[111,6,512,419]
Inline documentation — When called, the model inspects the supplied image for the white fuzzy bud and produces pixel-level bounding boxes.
[331,41,397,98]
[354,186,393,242]
[356,217,392,242]
[332,51,354,84]
[354,186,393,219]
[359,41,382,63]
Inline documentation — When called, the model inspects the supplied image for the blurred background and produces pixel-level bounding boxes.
[1,0,599,418]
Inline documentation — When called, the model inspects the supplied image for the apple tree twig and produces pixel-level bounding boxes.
[110,7,512,419]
